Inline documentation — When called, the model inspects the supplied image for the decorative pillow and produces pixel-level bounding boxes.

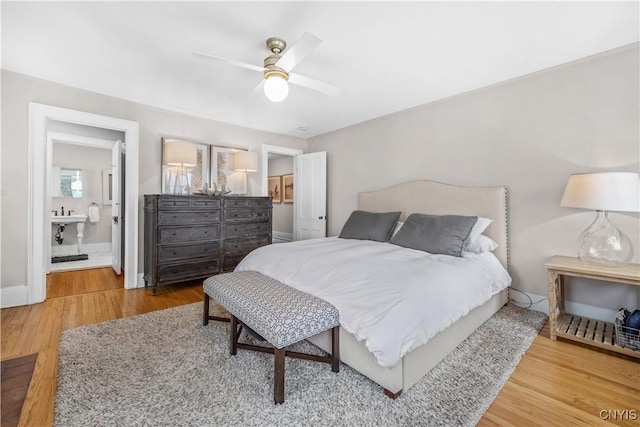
[464,234,499,254]
[338,210,401,242]
[390,213,478,257]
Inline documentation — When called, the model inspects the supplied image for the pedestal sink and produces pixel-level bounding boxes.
[51,214,88,251]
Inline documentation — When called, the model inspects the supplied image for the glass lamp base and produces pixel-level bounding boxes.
[577,211,633,267]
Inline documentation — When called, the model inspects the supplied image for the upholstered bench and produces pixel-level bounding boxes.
[203,271,340,404]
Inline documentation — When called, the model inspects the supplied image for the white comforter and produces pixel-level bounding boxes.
[236,237,511,368]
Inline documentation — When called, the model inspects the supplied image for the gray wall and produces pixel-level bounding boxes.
[309,44,640,313]
[1,70,307,288]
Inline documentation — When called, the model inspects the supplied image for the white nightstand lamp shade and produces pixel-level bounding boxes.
[561,172,640,267]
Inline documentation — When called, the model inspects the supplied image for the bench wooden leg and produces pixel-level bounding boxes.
[203,293,210,326]
[331,326,340,373]
[274,348,285,404]
[230,315,238,356]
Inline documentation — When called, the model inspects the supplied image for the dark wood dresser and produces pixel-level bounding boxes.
[144,195,272,294]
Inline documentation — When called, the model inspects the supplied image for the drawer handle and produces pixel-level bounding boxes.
[172,251,177,255]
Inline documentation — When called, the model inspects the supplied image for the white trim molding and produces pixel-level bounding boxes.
[28,103,140,305]
[510,290,618,322]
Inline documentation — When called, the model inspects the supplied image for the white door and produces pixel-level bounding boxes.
[111,141,124,274]
[294,151,327,240]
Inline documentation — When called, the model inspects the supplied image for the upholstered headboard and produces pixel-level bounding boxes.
[358,180,509,268]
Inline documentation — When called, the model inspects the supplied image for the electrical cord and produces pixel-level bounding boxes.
[508,287,548,309]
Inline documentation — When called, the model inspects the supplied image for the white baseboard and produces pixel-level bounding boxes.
[52,242,111,257]
[1,285,28,308]
[273,231,293,243]
[510,289,618,322]
[136,273,146,288]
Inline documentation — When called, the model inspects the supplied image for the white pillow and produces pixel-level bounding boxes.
[390,221,404,239]
[464,234,499,253]
[467,217,493,243]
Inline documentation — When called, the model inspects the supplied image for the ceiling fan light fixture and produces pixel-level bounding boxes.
[263,69,289,102]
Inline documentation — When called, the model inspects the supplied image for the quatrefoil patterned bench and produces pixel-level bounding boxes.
[203,271,340,404]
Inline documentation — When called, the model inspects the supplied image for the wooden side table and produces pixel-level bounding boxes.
[545,256,640,358]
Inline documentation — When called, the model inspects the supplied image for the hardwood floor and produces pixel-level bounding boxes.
[1,269,638,426]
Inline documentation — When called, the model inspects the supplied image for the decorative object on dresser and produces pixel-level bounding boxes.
[233,151,258,195]
[161,138,209,195]
[546,255,640,358]
[144,195,271,295]
[560,172,640,267]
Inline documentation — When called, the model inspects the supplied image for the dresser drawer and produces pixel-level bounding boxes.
[224,209,270,222]
[158,242,220,263]
[158,210,220,225]
[222,254,249,272]
[224,198,271,209]
[158,197,221,209]
[224,222,270,239]
[158,259,220,283]
[224,236,270,255]
[158,225,220,243]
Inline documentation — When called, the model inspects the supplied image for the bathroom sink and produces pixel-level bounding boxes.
[51,214,88,224]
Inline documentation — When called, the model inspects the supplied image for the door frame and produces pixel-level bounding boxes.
[260,144,303,240]
[29,103,139,304]
[260,144,303,197]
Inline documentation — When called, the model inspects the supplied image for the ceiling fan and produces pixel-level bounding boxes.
[194,32,341,102]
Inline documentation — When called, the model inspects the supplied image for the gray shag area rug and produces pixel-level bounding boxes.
[55,302,546,426]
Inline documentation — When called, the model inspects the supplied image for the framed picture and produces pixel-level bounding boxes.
[211,146,247,194]
[161,138,209,194]
[282,173,294,203]
[268,176,282,203]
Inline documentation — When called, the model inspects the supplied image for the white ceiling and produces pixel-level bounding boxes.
[2,1,638,138]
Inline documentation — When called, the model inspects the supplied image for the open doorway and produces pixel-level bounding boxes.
[47,131,122,274]
[28,103,139,306]
[261,145,303,242]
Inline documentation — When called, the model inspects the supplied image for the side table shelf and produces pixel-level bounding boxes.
[545,256,640,359]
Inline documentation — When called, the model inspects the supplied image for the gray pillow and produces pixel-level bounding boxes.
[390,213,478,257]
[338,210,401,242]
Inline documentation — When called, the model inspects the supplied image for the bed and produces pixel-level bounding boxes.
[237,180,509,396]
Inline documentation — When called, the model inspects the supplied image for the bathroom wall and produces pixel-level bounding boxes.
[268,156,294,238]
[51,143,112,247]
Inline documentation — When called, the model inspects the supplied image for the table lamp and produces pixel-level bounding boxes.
[234,151,258,195]
[165,141,197,194]
[560,172,640,267]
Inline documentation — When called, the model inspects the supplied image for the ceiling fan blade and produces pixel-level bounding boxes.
[193,51,264,73]
[250,80,265,98]
[275,32,322,73]
[288,73,341,97]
